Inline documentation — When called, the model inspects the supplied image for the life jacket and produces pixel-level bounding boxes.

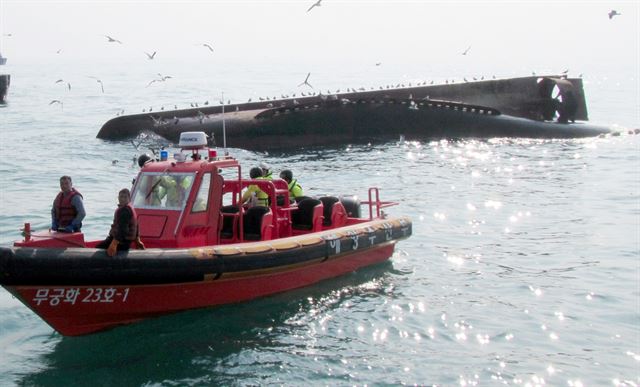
[247,184,269,207]
[288,179,303,202]
[53,189,82,228]
[109,204,138,242]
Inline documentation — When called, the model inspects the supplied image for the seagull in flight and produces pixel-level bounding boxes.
[608,10,621,19]
[145,51,157,60]
[146,74,172,87]
[88,76,104,93]
[298,72,313,88]
[55,79,71,90]
[462,45,471,55]
[105,35,123,44]
[202,43,214,52]
[307,0,322,12]
[49,100,63,110]
[130,139,143,150]
[96,79,104,93]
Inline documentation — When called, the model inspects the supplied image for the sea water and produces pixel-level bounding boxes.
[0,56,638,386]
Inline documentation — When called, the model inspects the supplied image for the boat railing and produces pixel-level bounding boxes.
[362,187,398,219]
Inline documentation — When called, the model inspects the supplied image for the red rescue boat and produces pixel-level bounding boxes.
[0,132,412,336]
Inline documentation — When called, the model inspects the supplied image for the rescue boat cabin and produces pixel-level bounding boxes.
[129,132,388,249]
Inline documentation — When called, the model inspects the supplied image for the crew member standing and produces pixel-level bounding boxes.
[51,175,86,232]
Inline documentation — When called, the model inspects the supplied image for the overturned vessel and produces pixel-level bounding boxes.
[97,75,614,150]
[0,132,412,336]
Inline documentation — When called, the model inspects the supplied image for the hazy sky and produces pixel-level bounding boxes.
[1,0,638,73]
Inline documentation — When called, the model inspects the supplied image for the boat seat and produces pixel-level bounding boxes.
[319,196,348,228]
[294,196,312,204]
[220,205,240,240]
[292,198,323,233]
[243,206,273,241]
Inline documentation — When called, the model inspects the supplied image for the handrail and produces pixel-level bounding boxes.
[363,187,398,219]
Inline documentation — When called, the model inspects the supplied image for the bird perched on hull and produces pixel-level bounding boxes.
[608,10,621,19]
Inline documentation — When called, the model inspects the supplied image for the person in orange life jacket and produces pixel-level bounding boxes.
[242,167,269,207]
[51,175,86,233]
[96,188,145,257]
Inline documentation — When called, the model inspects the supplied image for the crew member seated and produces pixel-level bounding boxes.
[279,169,304,204]
[242,167,269,207]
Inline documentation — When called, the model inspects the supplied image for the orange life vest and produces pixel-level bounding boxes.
[53,189,82,228]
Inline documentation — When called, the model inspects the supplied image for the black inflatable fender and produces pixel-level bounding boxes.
[340,196,361,218]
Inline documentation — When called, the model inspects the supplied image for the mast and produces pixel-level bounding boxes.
[222,92,227,155]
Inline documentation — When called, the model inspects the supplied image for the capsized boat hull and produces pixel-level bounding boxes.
[1,217,411,336]
[97,98,613,151]
[96,76,616,150]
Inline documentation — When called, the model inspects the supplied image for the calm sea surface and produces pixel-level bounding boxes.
[0,61,638,386]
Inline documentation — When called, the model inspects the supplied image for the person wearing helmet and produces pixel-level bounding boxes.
[260,162,273,180]
[242,167,269,207]
[137,154,152,168]
[279,169,304,203]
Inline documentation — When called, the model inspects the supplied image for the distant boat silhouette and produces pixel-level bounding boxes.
[0,51,8,103]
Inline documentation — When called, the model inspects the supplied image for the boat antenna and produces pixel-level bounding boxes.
[222,91,228,155]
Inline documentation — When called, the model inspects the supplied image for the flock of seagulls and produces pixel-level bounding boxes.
[103,34,213,60]
[51,69,580,116]
[43,6,622,115]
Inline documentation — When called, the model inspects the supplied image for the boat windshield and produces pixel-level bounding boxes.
[132,172,195,211]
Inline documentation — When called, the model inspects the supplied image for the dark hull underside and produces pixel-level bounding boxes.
[0,74,9,104]
[96,76,614,150]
